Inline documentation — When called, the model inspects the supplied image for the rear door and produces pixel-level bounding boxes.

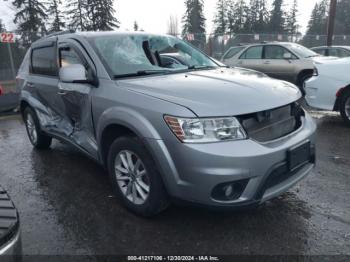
[27,40,64,134]
[237,45,264,72]
[261,45,298,82]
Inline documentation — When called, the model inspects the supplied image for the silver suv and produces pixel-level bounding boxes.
[18,32,316,216]
[221,42,320,87]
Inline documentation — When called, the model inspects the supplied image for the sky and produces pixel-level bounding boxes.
[0,0,319,34]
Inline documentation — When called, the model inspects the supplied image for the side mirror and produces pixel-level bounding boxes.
[283,52,293,60]
[59,64,88,83]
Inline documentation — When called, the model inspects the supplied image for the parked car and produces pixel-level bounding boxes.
[311,46,350,58]
[0,185,21,259]
[305,57,350,125]
[221,42,323,88]
[0,81,19,113]
[18,31,316,216]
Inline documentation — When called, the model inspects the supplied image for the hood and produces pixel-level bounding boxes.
[117,68,301,117]
[312,56,340,62]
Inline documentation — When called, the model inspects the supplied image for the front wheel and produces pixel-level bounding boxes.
[23,107,52,149]
[340,91,350,126]
[107,136,169,216]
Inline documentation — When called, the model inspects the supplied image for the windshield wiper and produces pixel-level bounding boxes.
[114,70,171,79]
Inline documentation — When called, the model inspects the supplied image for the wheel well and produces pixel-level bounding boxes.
[19,101,30,117]
[100,124,137,166]
[297,69,314,83]
[334,85,350,111]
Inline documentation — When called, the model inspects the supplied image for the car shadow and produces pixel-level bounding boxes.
[28,140,312,255]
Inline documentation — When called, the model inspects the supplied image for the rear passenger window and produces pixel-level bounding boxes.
[314,49,326,56]
[31,46,57,76]
[240,46,263,59]
[328,49,338,57]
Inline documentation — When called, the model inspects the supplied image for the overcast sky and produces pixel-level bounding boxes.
[0,0,318,34]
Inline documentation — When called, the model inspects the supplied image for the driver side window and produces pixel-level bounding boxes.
[59,47,84,68]
[264,45,297,59]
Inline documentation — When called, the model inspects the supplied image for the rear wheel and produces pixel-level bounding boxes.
[24,107,52,149]
[340,91,350,126]
[107,136,169,216]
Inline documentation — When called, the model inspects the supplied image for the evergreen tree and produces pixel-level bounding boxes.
[306,0,329,35]
[246,0,269,33]
[182,0,206,44]
[134,21,139,31]
[334,0,350,35]
[227,0,248,34]
[12,0,48,45]
[213,0,228,35]
[49,0,65,32]
[88,0,119,31]
[66,0,89,31]
[267,0,285,33]
[285,0,298,35]
[0,19,5,32]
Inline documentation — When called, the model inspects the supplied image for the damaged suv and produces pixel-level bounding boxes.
[18,32,316,216]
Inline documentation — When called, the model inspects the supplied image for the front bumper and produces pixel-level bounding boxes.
[146,113,317,207]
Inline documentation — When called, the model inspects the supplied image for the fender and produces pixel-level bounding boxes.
[96,106,162,147]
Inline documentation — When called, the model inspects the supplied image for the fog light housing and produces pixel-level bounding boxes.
[212,179,249,201]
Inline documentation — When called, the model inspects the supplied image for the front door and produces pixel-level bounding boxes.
[261,45,297,82]
[56,39,98,158]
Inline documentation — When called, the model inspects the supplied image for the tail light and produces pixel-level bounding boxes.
[0,85,3,96]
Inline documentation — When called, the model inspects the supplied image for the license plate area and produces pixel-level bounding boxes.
[287,141,311,171]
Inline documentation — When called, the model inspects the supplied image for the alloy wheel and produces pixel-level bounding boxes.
[114,150,150,205]
[345,96,350,120]
[26,114,38,144]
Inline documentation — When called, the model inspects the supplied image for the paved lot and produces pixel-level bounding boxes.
[0,111,349,256]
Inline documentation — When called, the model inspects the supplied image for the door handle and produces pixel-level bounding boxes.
[57,90,67,96]
[237,61,243,65]
[27,82,35,88]
[263,61,271,65]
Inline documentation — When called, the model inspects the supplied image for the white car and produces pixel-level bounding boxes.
[305,57,350,125]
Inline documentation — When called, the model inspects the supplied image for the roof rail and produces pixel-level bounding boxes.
[43,29,75,39]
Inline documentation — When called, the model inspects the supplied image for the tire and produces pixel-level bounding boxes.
[297,73,312,95]
[340,90,350,126]
[23,107,52,149]
[107,136,169,217]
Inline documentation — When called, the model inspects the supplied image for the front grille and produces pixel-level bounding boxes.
[238,103,304,142]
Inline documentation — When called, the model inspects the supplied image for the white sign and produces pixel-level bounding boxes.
[0,32,15,43]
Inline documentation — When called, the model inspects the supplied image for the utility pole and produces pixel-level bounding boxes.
[327,0,337,46]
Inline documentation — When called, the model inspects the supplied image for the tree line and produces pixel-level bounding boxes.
[11,0,119,46]
[7,0,350,48]
[181,0,299,40]
[306,0,350,35]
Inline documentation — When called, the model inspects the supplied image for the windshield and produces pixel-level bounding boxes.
[286,43,319,58]
[88,34,218,78]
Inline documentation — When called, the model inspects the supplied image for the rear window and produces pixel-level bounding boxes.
[31,46,57,76]
[223,47,244,60]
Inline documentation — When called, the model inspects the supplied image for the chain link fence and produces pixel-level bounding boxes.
[1,31,350,112]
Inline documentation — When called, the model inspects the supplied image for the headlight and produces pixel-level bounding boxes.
[313,66,318,76]
[164,116,247,143]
